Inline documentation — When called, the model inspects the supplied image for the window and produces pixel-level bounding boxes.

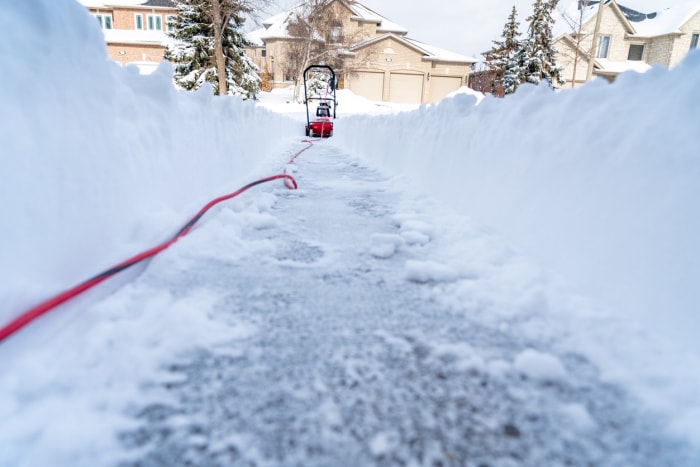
[284,67,295,82]
[261,49,267,57]
[596,35,610,58]
[691,33,699,50]
[329,26,343,43]
[94,14,113,30]
[147,14,162,31]
[134,14,143,30]
[166,15,176,32]
[627,44,644,61]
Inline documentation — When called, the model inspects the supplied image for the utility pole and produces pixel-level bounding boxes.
[585,0,606,81]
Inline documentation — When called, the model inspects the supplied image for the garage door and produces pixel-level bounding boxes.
[347,71,384,102]
[389,73,423,104]
[427,76,463,103]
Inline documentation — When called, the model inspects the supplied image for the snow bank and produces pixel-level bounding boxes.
[0,0,298,323]
[335,54,700,355]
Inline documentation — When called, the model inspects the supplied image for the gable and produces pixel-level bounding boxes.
[375,36,427,62]
[351,34,424,58]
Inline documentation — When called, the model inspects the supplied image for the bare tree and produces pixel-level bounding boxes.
[283,0,338,101]
[283,0,374,101]
[557,0,592,88]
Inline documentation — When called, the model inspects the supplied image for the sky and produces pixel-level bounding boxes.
[2,0,700,464]
[271,0,537,58]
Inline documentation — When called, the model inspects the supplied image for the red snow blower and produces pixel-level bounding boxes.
[303,65,337,138]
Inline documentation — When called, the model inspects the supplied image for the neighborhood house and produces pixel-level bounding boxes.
[554,0,700,86]
[245,0,478,104]
[77,0,699,97]
[79,0,177,74]
[78,0,477,104]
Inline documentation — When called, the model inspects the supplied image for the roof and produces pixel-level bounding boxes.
[141,0,174,6]
[250,0,408,42]
[247,0,473,64]
[554,0,700,38]
[349,33,477,64]
[404,38,479,63]
[102,28,173,46]
[343,1,408,34]
[594,57,652,74]
[77,0,175,8]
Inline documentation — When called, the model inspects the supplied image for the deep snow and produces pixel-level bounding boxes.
[1,0,700,465]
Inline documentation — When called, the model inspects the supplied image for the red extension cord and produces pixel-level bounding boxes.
[0,139,317,343]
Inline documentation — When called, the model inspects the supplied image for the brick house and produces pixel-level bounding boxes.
[245,0,478,104]
[554,0,700,87]
[78,0,177,73]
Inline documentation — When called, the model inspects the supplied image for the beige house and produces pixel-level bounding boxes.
[554,0,700,87]
[246,0,477,104]
[78,0,177,73]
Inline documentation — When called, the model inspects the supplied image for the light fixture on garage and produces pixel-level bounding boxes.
[385,57,392,62]
[118,50,126,55]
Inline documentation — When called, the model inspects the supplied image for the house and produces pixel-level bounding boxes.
[78,0,177,73]
[554,0,700,87]
[245,0,478,104]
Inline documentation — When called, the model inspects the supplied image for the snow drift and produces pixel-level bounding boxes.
[0,0,298,321]
[1,0,700,462]
[335,54,700,355]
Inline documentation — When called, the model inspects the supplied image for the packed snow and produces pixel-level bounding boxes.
[1,0,700,465]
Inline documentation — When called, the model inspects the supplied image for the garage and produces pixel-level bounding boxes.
[427,76,463,103]
[388,73,423,104]
[347,71,384,102]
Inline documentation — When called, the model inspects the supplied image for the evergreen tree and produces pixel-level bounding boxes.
[522,0,565,89]
[485,6,523,95]
[165,0,260,98]
[502,41,528,94]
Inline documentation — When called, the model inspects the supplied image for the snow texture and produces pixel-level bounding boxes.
[1,0,700,465]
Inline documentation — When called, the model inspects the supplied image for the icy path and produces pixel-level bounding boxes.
[115,142,693,466]
[1,142,696,466]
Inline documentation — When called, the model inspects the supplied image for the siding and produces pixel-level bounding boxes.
[670,10,700,67]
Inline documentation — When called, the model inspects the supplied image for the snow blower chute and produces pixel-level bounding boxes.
[303,65,337,138]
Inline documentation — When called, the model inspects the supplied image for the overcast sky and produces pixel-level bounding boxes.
[269,0,539,59]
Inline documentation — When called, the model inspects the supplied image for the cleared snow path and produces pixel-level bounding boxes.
[111,142,695,466]
[2,142,695,467]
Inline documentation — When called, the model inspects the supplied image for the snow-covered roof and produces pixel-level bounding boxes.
[349,33,477,64]
[250,0,408,42]
[625,1,700,37]
[102,28,172,46]
[345,1,408,35]
[554,0,700,38]
[404,38,478,63]
[594,57,652,73]
[77,0,175,8]
[256,9,296,41]
[248,1,472,63]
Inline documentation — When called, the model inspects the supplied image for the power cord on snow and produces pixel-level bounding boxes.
[0,139,319,343]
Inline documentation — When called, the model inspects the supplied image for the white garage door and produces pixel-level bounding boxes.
[427,76,463,103]
[348,71,384,102]
[389,73,423,104]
